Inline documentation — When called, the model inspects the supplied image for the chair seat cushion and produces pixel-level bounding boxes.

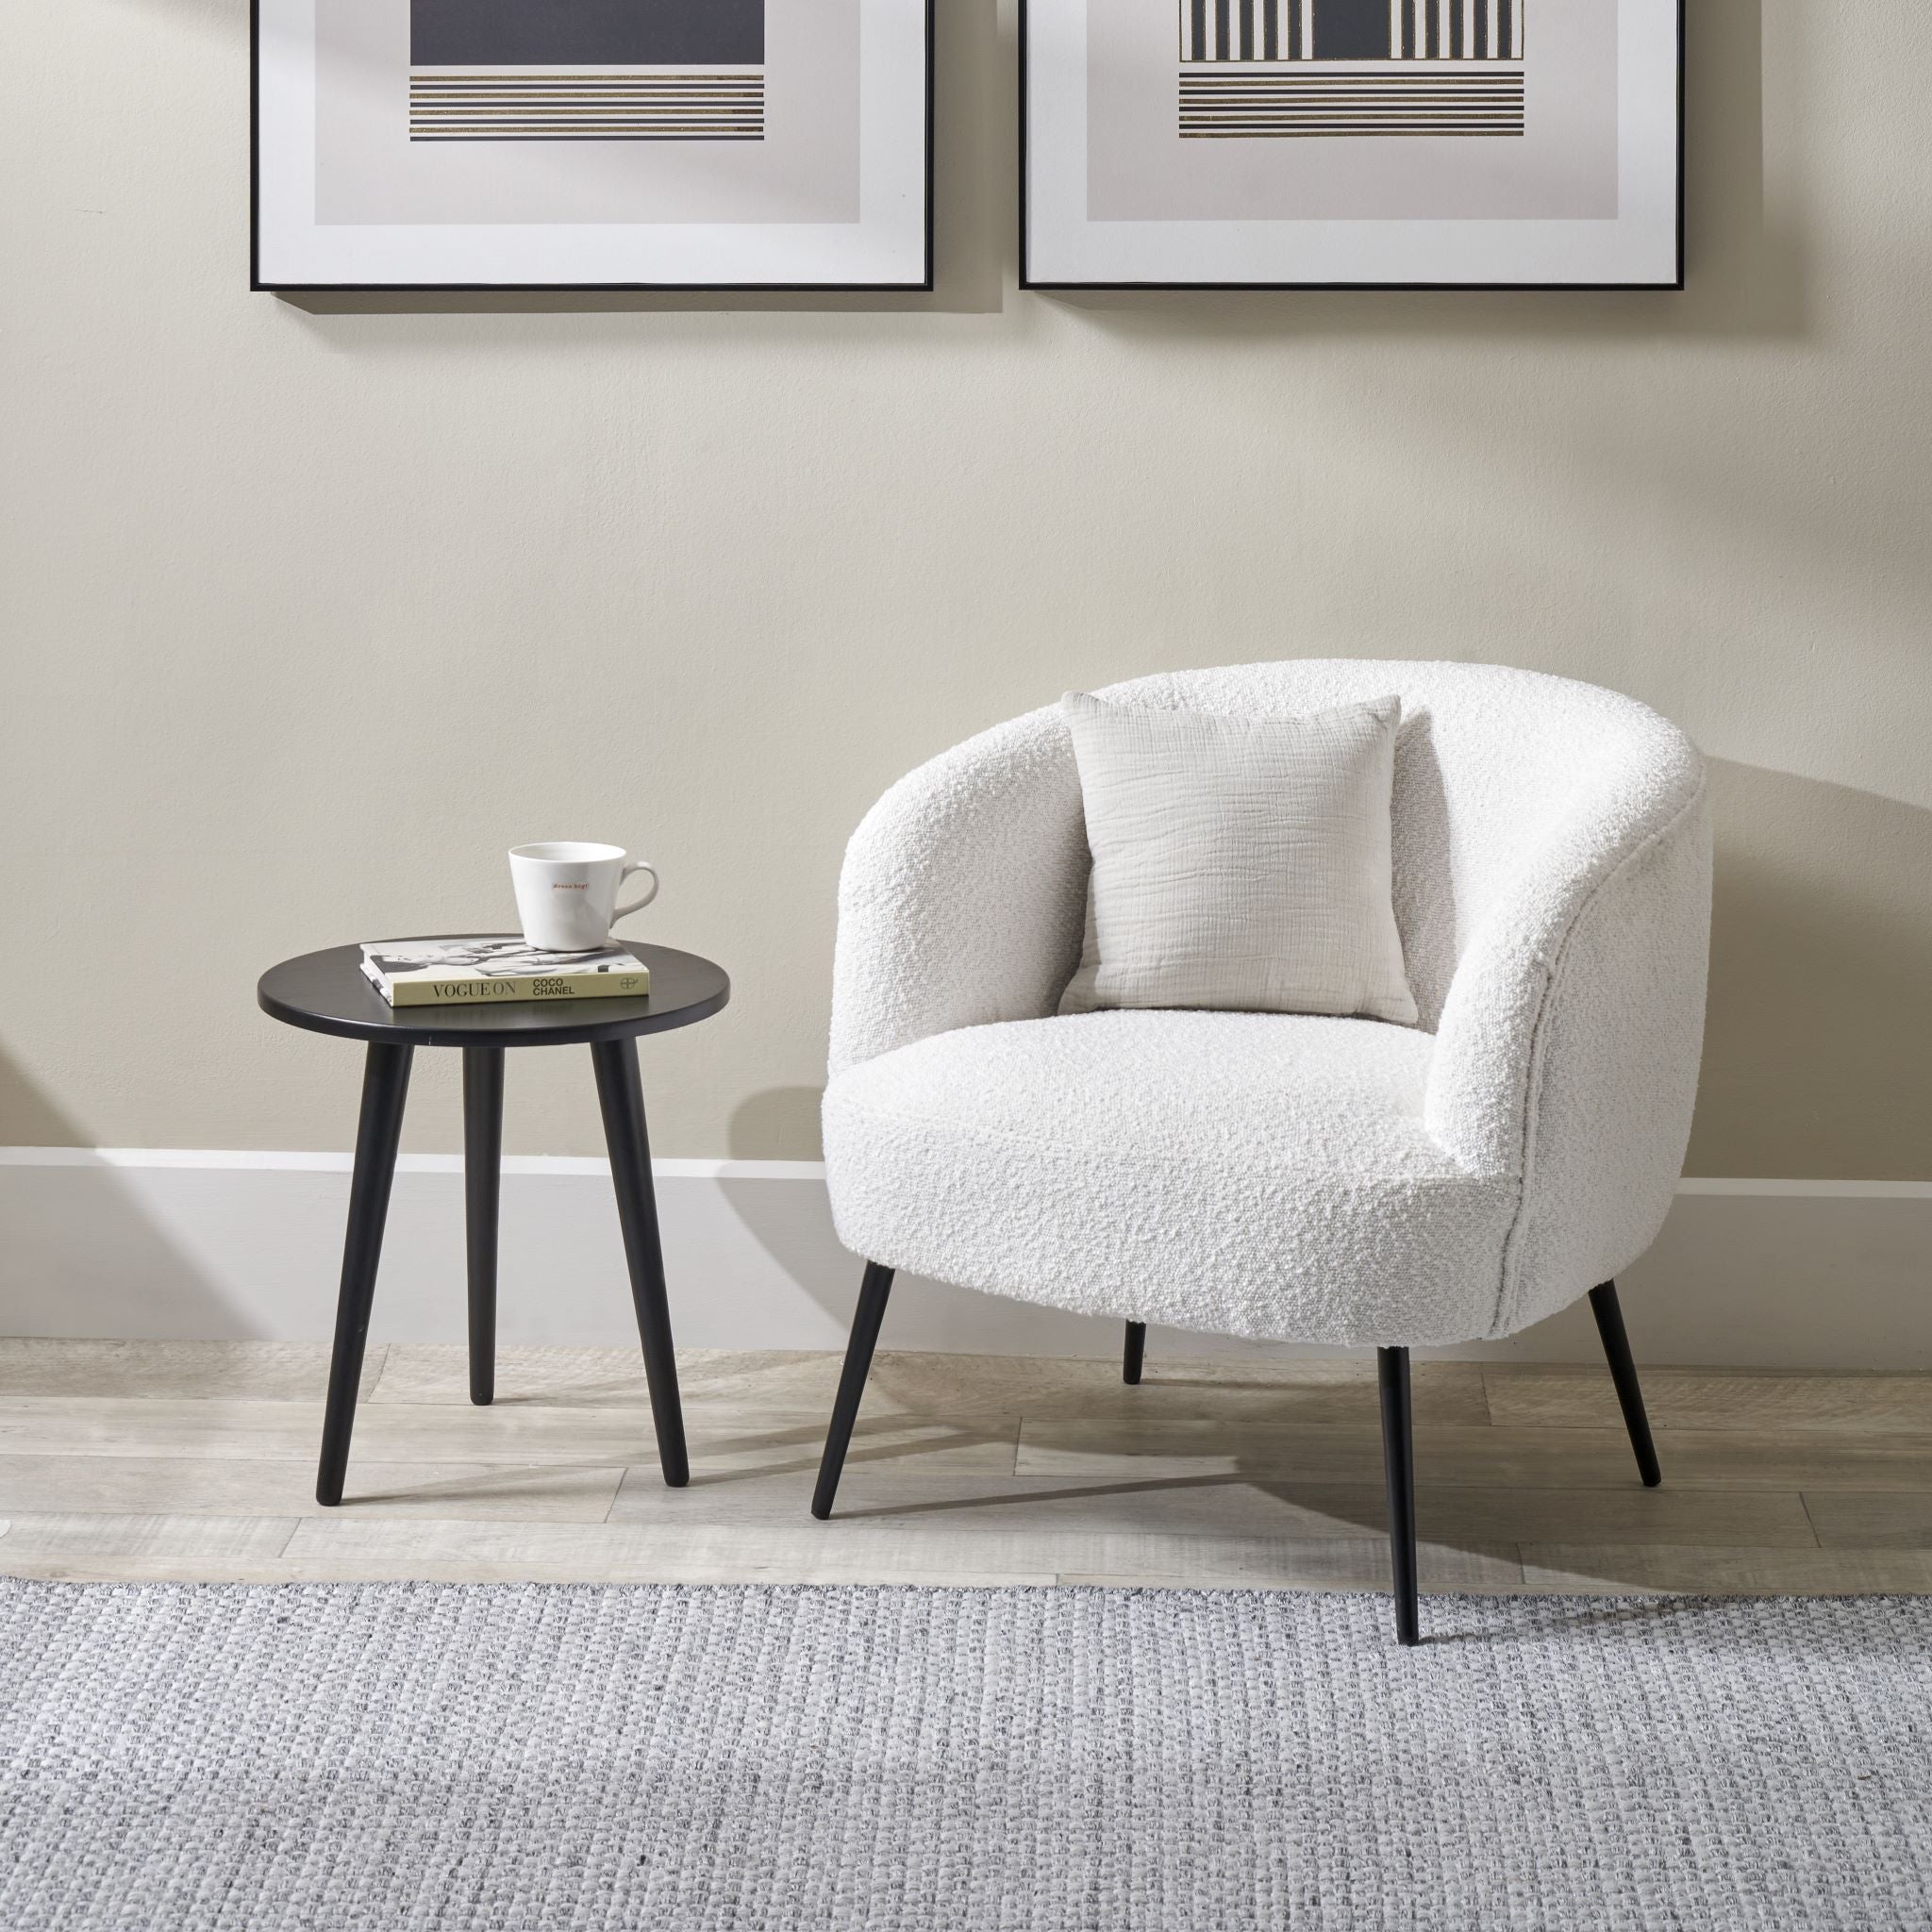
[823,1011,1521,1347]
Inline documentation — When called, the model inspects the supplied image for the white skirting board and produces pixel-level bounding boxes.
[1,1151,1928,1368]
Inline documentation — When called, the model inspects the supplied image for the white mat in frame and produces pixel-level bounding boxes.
[254,0,932,290]
[1021,0,1683,288]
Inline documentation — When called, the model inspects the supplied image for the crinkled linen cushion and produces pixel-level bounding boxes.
[1058,691,1417,1025]
[821,1008,1519,1345]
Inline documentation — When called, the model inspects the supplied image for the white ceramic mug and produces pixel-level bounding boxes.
[508,841,658,953]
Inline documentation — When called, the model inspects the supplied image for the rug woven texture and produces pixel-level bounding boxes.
[4,1578,1929,1930]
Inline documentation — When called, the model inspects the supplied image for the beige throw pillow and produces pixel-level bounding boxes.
[1058,691,1417,1024]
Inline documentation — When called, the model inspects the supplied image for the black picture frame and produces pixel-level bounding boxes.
[251,0,936,294]
[1017,0,1685,292]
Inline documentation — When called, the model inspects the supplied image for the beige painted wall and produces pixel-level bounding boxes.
[3,0,1928,1179]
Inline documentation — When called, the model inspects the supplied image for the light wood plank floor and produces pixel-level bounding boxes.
[4,1340,1932,1594]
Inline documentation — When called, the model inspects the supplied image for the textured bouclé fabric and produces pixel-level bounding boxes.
[825,1009,1515,1344]
[826,660,1709,1347]
[1057,691,1416,1024]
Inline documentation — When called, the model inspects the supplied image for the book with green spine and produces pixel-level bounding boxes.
[359,937,650,1008]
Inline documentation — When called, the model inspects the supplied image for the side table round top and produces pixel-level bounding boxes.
[258,940,730,1048]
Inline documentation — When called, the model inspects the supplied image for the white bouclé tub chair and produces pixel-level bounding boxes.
[808,661,1712,1644]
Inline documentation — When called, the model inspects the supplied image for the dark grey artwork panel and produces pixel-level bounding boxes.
[1314,0,1395,59]
[410,0,766,69]
[1180,1,1524,64]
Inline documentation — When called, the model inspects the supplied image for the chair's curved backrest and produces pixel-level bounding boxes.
[1091,660,1696,1031]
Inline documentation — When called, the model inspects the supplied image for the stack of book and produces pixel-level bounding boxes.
[359,937,649,1008]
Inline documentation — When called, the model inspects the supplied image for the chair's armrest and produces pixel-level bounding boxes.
[1425,755,1711,1337]
[829,708,1090,1075]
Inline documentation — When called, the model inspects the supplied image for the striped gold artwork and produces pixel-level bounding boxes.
[408,71,765,142]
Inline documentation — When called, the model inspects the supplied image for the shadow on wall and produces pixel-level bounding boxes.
[709,756,1932,1354]
[1692,761,1932,1180]
[282,0,1008,318]
[722,1085,841,1328]
[283,0,1795,334]
[719,758,1932,1191]
[0,1051,242,1339]
[727,1086,825,1159]
[1061,0,1801,341]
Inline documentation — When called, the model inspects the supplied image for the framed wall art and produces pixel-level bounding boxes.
[253,0,933,291]
[1020,0,1684,290]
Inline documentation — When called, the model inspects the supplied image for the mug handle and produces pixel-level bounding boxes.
[612,861,659,923]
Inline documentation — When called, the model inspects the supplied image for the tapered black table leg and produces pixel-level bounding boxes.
[316,1043,413,1507]
[463,1047,505,1407]
[1123,1322,1146,1387]
[812,1262,895,1520]
[1377,1346,1421,1647]
[591,1038,689,1488]
[1589,1280,1662,1488]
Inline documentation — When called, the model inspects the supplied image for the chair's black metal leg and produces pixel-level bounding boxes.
[1589,1280,1662,1488]
[811,1262,894,1520]
[462,1047,505,1407]
[1377,1345,1421,1647]
[591,1038,689,1489]
[316,1043,413,1507]
[1123,1321,1146,1386]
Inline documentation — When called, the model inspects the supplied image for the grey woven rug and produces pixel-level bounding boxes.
[4,1580,1929,1931]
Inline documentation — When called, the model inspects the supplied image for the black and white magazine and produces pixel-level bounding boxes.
[360,937,650,1008]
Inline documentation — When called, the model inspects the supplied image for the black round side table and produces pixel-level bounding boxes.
[258,941,729,1507]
